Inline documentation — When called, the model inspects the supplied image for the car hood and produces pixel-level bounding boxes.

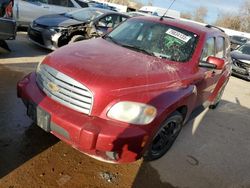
[43,38,185,93]
[231,51,250,64]
[35,14,84,27]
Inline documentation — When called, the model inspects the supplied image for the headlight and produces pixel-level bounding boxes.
[49,27,67,33]
[107,101,157,125]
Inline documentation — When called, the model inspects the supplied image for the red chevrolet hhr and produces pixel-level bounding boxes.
[17,16,231,163]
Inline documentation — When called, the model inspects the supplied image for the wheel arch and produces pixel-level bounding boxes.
[176,105,188,121]
[58,30,87,47]
[153,85,197,126]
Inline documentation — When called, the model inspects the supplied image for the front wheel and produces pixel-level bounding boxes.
[144,112,183,161]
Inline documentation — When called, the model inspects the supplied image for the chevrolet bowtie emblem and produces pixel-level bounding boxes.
[47,82,60,93]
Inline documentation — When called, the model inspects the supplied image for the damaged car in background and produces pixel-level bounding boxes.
[28,7,128,50]
[231,42,250,80]
[230,35,249,51]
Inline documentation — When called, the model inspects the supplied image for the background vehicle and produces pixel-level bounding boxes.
[13,0,116,27]
[230,35,249,51]
[13,0,88,27]
[0,0,16,51]
[138,6,180,18]
[231,42,250,80]
[27,7,128,50]
[18,17,231,163]
[87,1,117,11]
[126,11,157,18]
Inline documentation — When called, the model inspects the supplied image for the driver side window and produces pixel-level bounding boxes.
[201,37,215,62]
[97,15,118,28]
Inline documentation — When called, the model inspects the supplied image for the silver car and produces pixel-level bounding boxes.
[13,0,88,27]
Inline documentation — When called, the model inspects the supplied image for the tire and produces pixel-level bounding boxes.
[69,35,85,44]
[209,84,226,109]
[144,111,183,161]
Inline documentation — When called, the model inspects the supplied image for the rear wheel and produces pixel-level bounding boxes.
[69,35,85,44]
[144,112,183,161]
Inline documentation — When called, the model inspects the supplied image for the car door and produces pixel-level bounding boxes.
[14,0,51,26]
[0,0,16,40]
[0,18,16,40]
[95,14,122,36]
[195,37,219,107]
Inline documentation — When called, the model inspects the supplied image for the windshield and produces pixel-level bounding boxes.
[65,8,104,22]
[236,44,250,55]
[105,19,198,62]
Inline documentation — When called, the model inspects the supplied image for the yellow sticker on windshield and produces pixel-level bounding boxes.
[166,29,191,43]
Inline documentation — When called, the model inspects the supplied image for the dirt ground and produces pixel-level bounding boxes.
[0,32,250,188]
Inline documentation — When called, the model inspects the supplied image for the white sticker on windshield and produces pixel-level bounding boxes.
[166,29,191,42]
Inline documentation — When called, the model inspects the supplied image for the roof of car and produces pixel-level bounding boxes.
[131,16,226,37]
[86,7,124,15]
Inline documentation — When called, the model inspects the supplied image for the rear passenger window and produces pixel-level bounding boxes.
[216,37,225,58]
[201,37,215,61]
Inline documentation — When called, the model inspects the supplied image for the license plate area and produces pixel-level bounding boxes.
[27,102,51,132]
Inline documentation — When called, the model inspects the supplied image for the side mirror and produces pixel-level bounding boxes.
[199,56,225,70]
[206,56,225,70]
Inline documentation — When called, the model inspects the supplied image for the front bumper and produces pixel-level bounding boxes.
[232,64,250,81]
[17,72,148,163]
[27,26,61,50]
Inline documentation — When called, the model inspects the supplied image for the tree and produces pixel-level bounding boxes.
[214,0,250,32]
[181,12,192,19]
[214,13,241,31]
[239,0,250,32]
[193,6,208,22]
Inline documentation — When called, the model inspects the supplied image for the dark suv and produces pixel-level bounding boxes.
[0,0,16,50]
[0,0,16,39]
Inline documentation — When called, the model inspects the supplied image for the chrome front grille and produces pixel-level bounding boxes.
[36,64,93,115]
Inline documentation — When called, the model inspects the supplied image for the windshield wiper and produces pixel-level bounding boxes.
[120,44,155,56]
[154,54,170,59]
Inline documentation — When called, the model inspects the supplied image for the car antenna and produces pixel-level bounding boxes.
[160,0,177,21]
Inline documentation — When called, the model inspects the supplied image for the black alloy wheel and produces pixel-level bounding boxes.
[144,112,183,161]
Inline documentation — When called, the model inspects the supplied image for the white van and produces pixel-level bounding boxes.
[138,6,180,18]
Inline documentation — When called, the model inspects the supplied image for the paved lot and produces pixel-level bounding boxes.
[0,32,250,188]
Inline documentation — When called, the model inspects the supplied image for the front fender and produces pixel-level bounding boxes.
[150,85,197,124]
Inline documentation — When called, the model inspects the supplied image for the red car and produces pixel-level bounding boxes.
[17,17,231,163]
